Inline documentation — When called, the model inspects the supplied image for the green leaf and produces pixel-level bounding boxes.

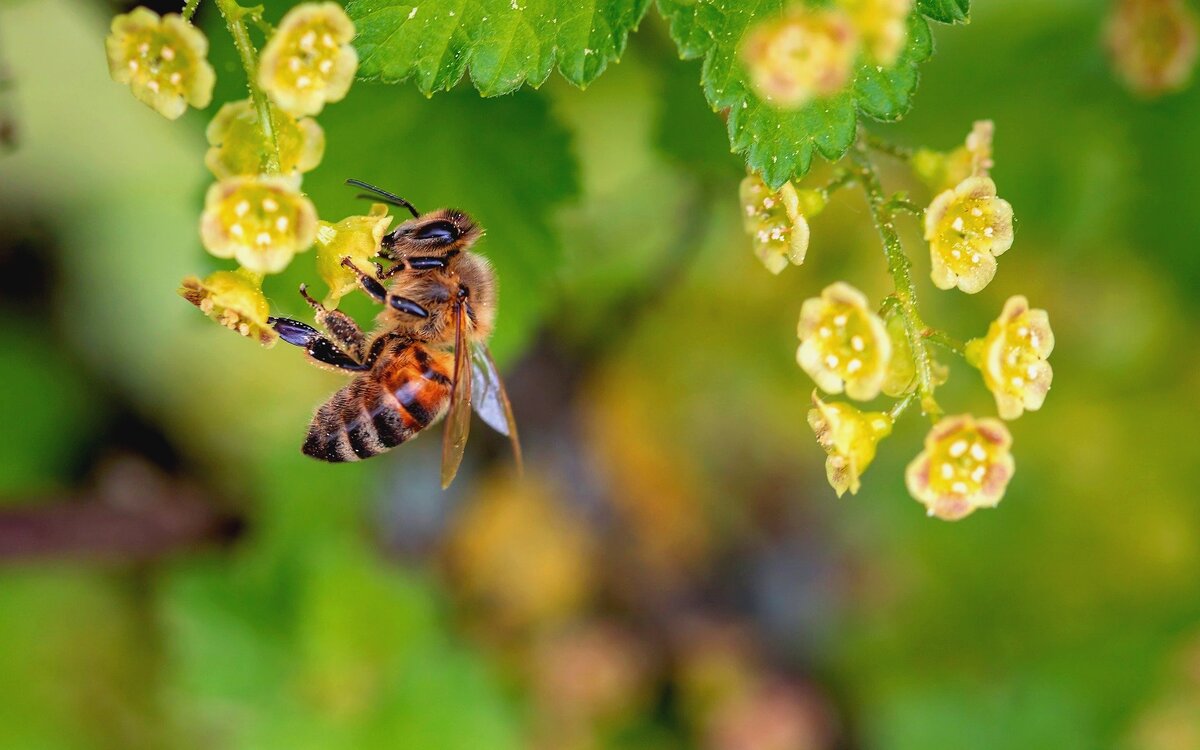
[347,0,653,96]
[916,0,970,25]
[657,1,934,188]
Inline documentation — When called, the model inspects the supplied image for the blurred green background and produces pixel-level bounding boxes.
[2,0,1200,747]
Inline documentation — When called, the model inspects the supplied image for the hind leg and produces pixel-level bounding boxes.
[269,316,370,372]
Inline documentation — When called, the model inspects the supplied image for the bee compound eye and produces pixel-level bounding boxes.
[414,220,457,243]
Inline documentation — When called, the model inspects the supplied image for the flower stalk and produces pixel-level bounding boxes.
[214,0,281,174]
[850,141,941,419]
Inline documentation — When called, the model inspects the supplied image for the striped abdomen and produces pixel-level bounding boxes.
[303,343,453,462]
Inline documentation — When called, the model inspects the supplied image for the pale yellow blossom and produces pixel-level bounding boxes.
[797,282,891,400]
[740,174,825,274]
[178,270,276,346]
[316,204,395,307]
[966,295,1055,420]
[924,176,1014,294]
[199,176,318,274]
[742,8,859,109]
[258,2,358,116]
[906,414,1015,520]
[808,393,893,496]
[105,8,214,120]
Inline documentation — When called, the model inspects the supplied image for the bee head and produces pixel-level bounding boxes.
[381,209,482,259]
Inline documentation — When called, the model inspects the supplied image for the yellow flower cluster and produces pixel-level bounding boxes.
[785,122,1054,522]
[741,0,913,109]
[146,2,382,343]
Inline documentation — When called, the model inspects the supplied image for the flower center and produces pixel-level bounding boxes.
[929,430,993,497]
[815,304,878,380]
[935,197,998,272]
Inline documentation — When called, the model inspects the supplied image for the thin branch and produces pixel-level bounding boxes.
[215,0,281,174]
[849,140,941,420]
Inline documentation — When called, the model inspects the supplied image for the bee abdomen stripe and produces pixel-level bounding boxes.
[344,407,385,459]
[303,422,358,462]
[371,400,410,448]
[392,381,433,426]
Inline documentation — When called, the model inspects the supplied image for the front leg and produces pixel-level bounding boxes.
[299,283,368,361]
[339,258,431,319]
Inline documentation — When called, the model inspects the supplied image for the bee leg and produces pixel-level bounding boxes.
[339,258,388,303]
[267,316,370,373]
[376,260,407,280]
[298,283,369,361]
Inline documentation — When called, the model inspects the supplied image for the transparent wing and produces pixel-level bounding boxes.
[440,303,472,489]
[470,343,523,473]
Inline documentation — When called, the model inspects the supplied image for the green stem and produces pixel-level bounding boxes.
[885,196,924,217]
[923,328,966,358]
[888,390,919,421]
[819,169,857,200]
[214,0,280,174]
[181,0,202,23]
[864,133,914,162]
[850,141,941,420]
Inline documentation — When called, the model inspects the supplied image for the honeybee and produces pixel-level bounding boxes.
[269,180,521,488]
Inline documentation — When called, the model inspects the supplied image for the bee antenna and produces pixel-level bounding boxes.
[345,179,420,218]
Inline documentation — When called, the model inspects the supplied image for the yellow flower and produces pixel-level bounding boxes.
[316,204,394,307]
[840,0,913,66]
[105,8,215,120]
[179,270,276,346]
[739,174,825,274]
[913,120,994,193]
[797,282,891,400]
[199,176,318,274]
[1106,0,1199,98]
[742,8,859,109]
[204,99,325,178]
[924,176,1014,294]
[966,295,1055,420]
[808,394,893,497]
[905,414,1015,520]
[258,2,358,116]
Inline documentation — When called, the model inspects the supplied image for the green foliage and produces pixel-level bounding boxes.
[917,0,971,25]
[347,0,652,95]
[657,2,933,188]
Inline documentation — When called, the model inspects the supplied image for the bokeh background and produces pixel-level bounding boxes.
[2,0,1200,747]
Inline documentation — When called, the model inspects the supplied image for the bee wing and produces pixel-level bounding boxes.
[470,343,523,473]
[440,302,472,489]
